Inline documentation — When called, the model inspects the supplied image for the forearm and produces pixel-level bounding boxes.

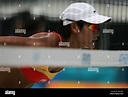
[0,36,47,47]
[0,36,26,45]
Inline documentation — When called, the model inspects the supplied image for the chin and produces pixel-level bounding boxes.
[90,46,95,49]
[80,46,95,50]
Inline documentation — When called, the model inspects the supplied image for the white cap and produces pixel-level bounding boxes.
[59,2,111,26]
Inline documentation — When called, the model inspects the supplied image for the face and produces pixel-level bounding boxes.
[77,23,100,49]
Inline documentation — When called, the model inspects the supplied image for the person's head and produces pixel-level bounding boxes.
[59,2,111,49]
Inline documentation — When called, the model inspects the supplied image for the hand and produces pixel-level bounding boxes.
[48,66,64,73]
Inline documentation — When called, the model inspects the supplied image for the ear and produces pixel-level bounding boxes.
[71,22,79,34]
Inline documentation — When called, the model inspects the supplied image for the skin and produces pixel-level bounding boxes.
[69,22,99,49]
[0,22,100,88]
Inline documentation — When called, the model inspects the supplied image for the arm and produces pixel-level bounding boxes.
[0,32,60,47]
[0,36,49,47]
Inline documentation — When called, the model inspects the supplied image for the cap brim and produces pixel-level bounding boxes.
[82,14,111,24]
[63,20,73,26]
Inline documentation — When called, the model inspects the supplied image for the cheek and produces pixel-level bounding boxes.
[80,26,94,43]
[83,30,93,42]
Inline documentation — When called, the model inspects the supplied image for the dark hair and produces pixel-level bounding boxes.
[57,20,85,40]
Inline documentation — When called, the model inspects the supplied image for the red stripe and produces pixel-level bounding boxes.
[53,32,62,42]
[21,68,50,84]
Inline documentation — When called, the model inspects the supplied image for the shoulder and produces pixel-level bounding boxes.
[29,32,50,38]
[29,32,60,39]
[29,32,62,47]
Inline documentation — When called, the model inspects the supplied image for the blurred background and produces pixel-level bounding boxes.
[0,0,128,88]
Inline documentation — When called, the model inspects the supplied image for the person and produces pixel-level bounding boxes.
[0,2,111,88]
